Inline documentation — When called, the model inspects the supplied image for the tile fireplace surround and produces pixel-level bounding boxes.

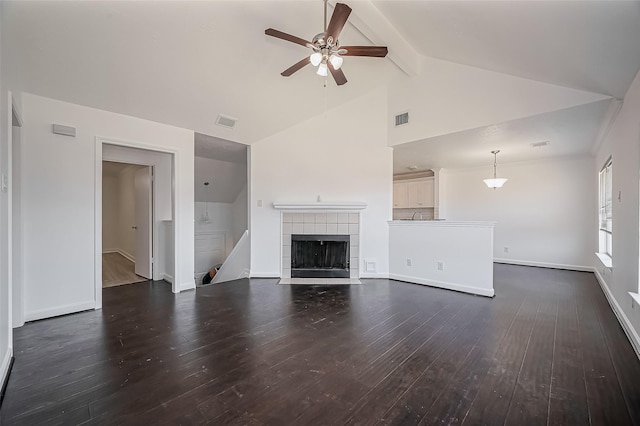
[280,212,361,280]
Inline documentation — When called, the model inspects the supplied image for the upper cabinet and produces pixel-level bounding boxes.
[393,177,434,208]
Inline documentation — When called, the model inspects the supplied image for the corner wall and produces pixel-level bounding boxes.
[250,88,392,277]
[445,156,596,270]
[594,67,640,357]
[0,0,13,390]
[20,93,195,321]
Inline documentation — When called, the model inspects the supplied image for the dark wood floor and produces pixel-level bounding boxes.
[1,264,639,425]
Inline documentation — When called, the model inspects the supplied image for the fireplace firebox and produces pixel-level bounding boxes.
[291,234,350,278]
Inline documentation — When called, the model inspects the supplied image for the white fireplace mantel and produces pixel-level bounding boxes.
[273,201,367,211]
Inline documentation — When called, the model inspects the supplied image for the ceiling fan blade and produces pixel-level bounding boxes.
[326,3,352,42]
[265,28,311,47]
[281,57,311,77]
[341,46,388,57]
[329,62,347,86]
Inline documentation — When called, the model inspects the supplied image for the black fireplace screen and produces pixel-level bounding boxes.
[291,234,350,278]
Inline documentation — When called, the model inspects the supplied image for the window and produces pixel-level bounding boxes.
[599,157,613,258]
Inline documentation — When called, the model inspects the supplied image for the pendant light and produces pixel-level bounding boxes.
[483,150,508,189]
[201,182,212,223]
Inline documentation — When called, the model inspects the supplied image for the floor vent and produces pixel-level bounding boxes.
[216,114,238,129]
[395,112,409,127]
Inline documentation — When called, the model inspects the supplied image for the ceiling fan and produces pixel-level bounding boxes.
[265,1,388,86]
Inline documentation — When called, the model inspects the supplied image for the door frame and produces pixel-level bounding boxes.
[94,136,180,309]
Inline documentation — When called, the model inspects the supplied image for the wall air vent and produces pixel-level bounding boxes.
[395,112,409,127]
[215,114,238,129]
[530,141,550,148]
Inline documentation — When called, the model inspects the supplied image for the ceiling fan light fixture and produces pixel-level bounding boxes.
[310,52,322,66]
[317,62,328,76]
[329,54,343,70]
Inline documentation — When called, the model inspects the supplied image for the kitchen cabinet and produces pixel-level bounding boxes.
[393,177,434,208]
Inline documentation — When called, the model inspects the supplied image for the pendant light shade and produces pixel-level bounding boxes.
[484,150,508,189]
[483,177,508,189]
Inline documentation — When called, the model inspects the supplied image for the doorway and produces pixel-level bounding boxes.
[101,161,153,288]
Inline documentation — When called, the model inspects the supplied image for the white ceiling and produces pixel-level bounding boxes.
[393,99,614,173]
[374,0,640,99]
[2,1,402,144]
[4,0,640,165]
[195,133,247,164]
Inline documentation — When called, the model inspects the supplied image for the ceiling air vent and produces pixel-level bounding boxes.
[395,112,409,127]
[530,141,550,148]
[215,114,238,129]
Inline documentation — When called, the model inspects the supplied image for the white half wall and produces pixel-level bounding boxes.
[20,93,194,321]
[389,221,495,297]
[594,67,640,358]
[250,88,392,277]
[445,156,596,270]
[388,55,610,146]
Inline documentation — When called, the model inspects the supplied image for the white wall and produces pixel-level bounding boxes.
[388,55,610,146]
[101,174,119,251]
[20,93,194,321]
[250,88,391,277]
[231,184,248,244]
[11,120,22,328]
[594,67,640,356]
[445,156,596,270]
[0,1,13,387]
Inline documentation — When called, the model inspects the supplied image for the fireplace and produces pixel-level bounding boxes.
[279,211,362,280]
[291,234,350,278]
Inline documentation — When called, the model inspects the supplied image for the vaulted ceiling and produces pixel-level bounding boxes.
[3,1,640,168]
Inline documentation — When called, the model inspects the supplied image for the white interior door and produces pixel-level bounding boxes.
[134,167,152,279]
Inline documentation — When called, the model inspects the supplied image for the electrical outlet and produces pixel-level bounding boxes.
[437,261,444,271]
[257,199,263,207]
[406,258,412,267]
[503,247,509,253]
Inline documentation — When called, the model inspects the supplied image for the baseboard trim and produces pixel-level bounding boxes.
[177,280,196,292]
[359,273,389,279]
[0,349,14,408]
[24,300,96,322]
[102,248,135,262]
[250,273,281,278]
[494,258,593,272]
[594,269,640,360]
[118,249,135,263]
[162,273,174,284]
[389,273,494,298]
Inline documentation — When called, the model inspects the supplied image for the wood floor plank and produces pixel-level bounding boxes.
[576,275,633,425]
[459,295,541,424]
[503,297,558,425]
[547,284,589,426]
[1,266,640,425]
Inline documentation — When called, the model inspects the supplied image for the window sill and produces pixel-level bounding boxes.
[595,252,613,268]
[630,292,640,306]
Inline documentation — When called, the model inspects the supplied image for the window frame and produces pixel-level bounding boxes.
[598,157,613,258]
